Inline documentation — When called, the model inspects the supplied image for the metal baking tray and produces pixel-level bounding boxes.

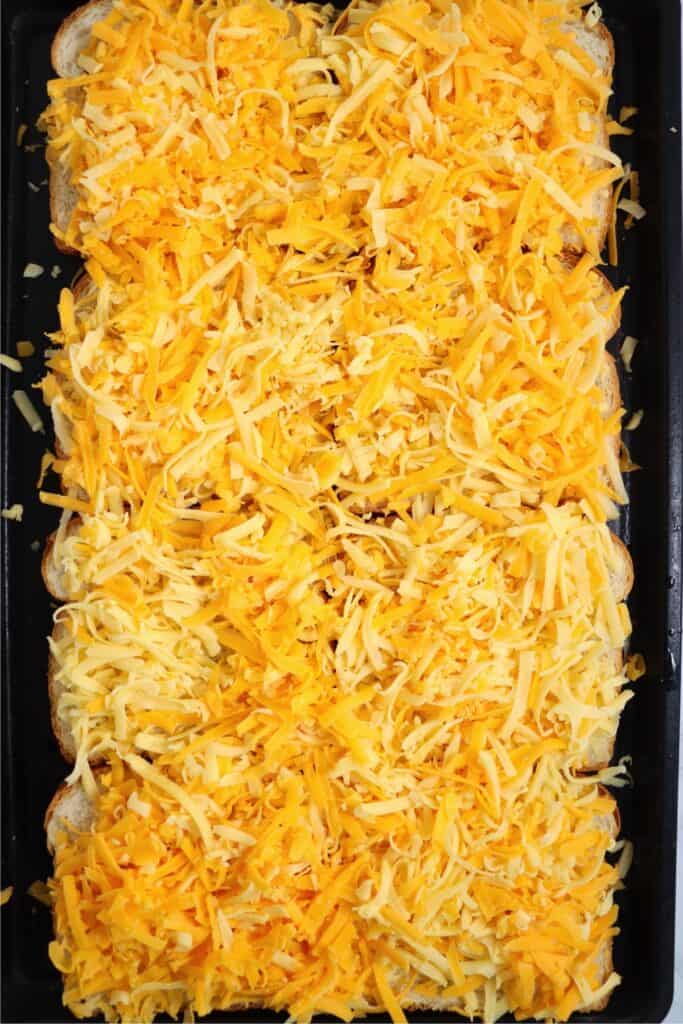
[2,0,681,1020]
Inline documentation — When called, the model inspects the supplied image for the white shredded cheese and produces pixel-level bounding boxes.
[1,504,24,522]
[585,2,602,28]
[23,262,44,279]
[0,354,23,372]
[127,791,152,818]
[12,389,44,432]
[617,198,646,220]
[620,335,638,373]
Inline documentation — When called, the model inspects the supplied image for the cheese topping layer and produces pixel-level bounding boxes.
[39,0,635,1020]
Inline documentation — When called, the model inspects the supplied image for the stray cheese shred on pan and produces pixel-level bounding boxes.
[38,0,637,1020]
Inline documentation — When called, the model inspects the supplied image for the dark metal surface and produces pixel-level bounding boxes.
[1,0,681,1020]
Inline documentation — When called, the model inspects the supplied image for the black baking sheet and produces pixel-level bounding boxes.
[2,0,681,1021]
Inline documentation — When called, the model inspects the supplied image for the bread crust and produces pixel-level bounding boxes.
[41,517,82,602]
[42,531,64,601]
[48,621,78,764]
[573,529,633,773]
[48,0,114,248]
[46,157,79,255]
[610,532,635,600]
[51,0,113,78]
[45,775,99,853]
[44,780,78,851]
[557,20,616,253]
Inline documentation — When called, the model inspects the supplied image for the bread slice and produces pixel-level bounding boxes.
[41,514,634,774]
[44,777,620,1017]
[398,943,615,1014]
[556,21,616,252]
[399,786,624,1016]
[42,530,75,603]
[51,0,113,78]
[47,620,78,763]
[609,533,634,602]
[45,0,109,251]
[45,778,95,854]
[45,3,616,251]
[47,158,80,256]
[45,0,113,250]
[599,359,629,514]
[578,530,633,771]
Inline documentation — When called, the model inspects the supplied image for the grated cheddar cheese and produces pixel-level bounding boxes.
[49,755,623,1023]
[48,501,631,786]
[38,0,637,1021]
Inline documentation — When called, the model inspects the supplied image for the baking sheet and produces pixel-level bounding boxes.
[2,0,681,1020]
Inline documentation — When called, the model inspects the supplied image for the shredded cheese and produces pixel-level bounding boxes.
[1,504,24,521]
[23,262,44,278]
[0,354,23,372]
[12,390,44,433]
[28,880,53,906]
[617,198,646,221]
[620,335,638,373]
[38,0,636,1020]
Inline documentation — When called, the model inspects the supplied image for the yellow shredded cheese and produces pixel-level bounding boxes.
[28,880,53,906]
